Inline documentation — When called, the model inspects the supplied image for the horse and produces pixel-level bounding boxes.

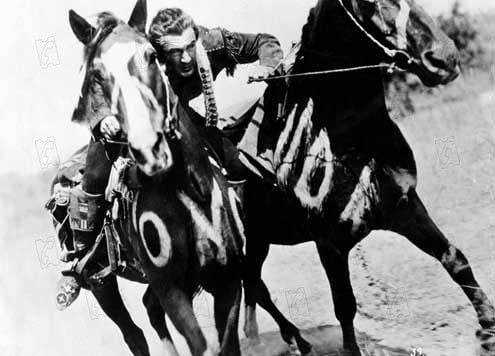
[54,1,246,355]
[233,0,495,355]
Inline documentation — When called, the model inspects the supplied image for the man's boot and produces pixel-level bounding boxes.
[55,187,105,310]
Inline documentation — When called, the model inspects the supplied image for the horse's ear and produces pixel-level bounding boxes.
[69,10,96,45]
[128,0,147,34]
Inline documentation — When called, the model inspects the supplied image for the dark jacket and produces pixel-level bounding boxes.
[199,26,283,77]
[168,26,284,103]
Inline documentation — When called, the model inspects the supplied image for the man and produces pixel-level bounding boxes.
[148,7,284,180]
[56,8,283,309]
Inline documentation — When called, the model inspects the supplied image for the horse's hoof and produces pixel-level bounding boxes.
[341,345,362,356]
[288,341,302,356]
[296,337,313,355]
[245,336,261,347]
[301,349,317,356]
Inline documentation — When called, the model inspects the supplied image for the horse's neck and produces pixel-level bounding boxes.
[293,0,389,136]
[290,68,388,132]
[175,105,215,198]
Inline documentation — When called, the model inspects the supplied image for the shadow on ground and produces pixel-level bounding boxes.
[241,325,409,356]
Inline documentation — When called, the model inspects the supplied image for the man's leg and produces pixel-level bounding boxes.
[56,139,113,310]
[71,139,113,256]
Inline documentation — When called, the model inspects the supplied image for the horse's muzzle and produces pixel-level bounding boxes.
[417,44,461,86]
[130,132,174,176]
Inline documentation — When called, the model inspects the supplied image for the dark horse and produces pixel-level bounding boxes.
[235,0,495,355]
[52,1,245,355]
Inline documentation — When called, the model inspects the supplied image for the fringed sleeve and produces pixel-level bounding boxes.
[202,27,283,77]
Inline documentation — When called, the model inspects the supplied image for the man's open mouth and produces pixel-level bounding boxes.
[182,65,193,72]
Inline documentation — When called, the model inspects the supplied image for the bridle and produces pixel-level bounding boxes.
[336,0,419,68]
[249,0,420,83]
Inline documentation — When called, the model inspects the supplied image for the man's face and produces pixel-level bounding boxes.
[162,27,197,79]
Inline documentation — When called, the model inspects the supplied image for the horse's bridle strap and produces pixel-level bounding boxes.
[337,0,419,67]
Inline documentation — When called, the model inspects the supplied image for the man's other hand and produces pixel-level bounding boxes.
[249,64,276,81]
[100,116,121,140]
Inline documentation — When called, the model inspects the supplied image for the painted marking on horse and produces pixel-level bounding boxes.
[100,42,156,148]
[395,0,411,50]
[293,128,334,211]
[202,346,217,356]
[274,99,335,210]
[138,211,172,268]
[227,185,246,254]
[176,191,224,252]
[132,191,140,232]
[211,178,223,237]
[110,78,121,115]
[339,164,379,235]
[274,103,299,186]
[160,338,180,356]
[243,305,260,340]
[210,178,228,262]
[441,245,470,275]
[274,99,314,188]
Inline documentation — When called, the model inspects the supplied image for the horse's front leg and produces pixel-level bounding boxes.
[242,240,270,343]
[212,271,242,356]
[91,276,150,356]
[315,239,360,356]
[142,286,179,356]
[243,238,312,355]
[154,284,214,356]
[388,189,495,355]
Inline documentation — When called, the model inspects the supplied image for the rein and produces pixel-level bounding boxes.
[248,63,403,83]
[249,0,419,84]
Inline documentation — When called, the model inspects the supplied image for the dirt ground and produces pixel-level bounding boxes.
[1,89,494,356]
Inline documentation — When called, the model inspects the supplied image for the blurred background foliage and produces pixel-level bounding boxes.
[385,1,495,118]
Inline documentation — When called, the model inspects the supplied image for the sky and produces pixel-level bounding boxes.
[1,0,494,175]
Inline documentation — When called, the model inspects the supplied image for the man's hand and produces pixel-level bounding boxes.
[100,115,121,140]
[249,64,276,81]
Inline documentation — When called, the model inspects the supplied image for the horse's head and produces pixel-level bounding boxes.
[70,0,174,176]
[343,0,460,86]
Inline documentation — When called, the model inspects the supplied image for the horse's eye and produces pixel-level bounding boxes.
[90,67,107,83]
[143,45,157,64]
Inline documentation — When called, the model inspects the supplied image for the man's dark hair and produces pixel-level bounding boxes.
[148,8,199,58]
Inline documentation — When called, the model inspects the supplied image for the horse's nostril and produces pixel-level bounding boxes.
[423,50,442,68]
[152,133,164,157]
[130,146,145,163]
[423,49,457,73]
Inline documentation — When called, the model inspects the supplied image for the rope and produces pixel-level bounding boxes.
[248,63,402,83]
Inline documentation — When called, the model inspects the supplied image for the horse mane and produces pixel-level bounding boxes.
[295,3,318,66]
